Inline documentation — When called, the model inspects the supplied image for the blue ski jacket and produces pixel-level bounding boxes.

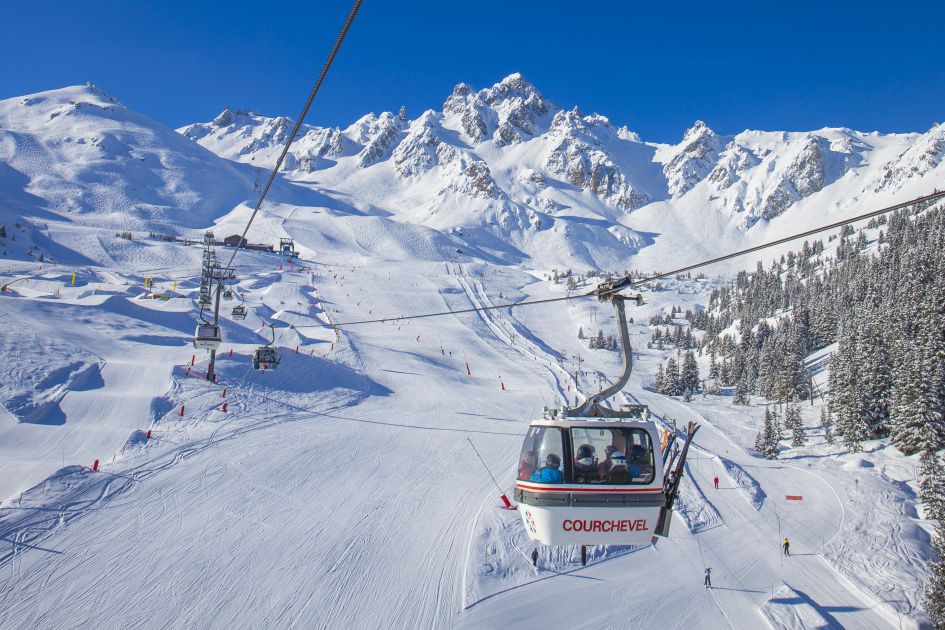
[530,467,564,483]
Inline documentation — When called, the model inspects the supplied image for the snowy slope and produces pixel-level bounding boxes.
[0,85,317,267]
[0,250,935,628]
[0,77,940,629]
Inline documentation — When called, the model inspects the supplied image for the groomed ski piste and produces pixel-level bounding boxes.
[0,227,933,628]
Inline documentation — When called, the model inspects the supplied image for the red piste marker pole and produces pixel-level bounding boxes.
[146,429,152,440]
[92,459,99,472]
[191,355,195,366]
[221,402,228,412]
[466,362,472,376]
[221,388,227,397]
[466,437,517,511]
[179,405,185,417]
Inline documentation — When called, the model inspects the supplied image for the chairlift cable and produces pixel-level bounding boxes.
[319,190,944,328]
[597,189,945,298]
[222,0,364,272]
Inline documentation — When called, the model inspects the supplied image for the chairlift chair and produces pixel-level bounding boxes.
[252,324,280,370]
[223,288,234,300]
[231,304,247,320]
[252,346,279,370]
[193,323,222,350]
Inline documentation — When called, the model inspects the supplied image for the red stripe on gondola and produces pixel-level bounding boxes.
[516,482,662,493]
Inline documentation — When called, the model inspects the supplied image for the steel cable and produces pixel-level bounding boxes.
[320,190,945,328]
[223,0,364,271]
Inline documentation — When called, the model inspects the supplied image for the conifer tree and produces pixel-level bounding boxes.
[821,408,835,445]
[681,351,700,395]
[919,450,945,522]
[755,407,780,459]
[924,520,945,629]
[664,357,681,396]
[772,407,785,445]
[709,347,720,380]
[856,304,891,438]
[733,379,749,406]
[891,353,938,454]
[786,403,806,447]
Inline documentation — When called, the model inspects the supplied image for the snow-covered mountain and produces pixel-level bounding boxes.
[0,84,270,265]
[1,76,942,629]
[1,75,943,270]
[180,72,944,267]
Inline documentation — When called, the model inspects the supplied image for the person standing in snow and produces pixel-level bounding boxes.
[713,476,719,489]
[783,537,790,556]
[704,566,712,588]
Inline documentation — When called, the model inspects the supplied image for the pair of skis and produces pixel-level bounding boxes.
[654,421,700,538]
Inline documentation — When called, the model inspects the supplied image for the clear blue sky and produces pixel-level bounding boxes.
[2,1,943,143]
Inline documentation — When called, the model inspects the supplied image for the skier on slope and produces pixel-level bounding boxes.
[713,476,719,489]
[704,566,712,588]
[783,537,790,556]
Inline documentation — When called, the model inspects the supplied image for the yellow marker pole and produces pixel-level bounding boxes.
[173,280,177,292]
[71,272,76,285]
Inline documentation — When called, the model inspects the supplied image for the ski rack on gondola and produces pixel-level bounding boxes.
[655,420,700,537]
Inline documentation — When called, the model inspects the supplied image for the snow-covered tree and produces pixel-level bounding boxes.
[920,450,945,522]
[733,380,749,406]
[755,407,781,459]
[821,407,835,445]
[924,520,945,629]
[681,350,700,395]
[785,403,805,447]
[662,357,681,396]
[654,364,666,393]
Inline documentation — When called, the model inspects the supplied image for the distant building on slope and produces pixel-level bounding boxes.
[221,234,273,252]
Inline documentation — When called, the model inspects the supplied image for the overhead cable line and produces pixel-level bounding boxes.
[223,0,363,271]
[322,190,945,328]
[597,188,945,299]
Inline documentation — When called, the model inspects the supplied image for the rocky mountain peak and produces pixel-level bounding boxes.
[355,111,407,168]
[212,108,236,127]
[682,120,717,144]
[481,73,553,145]
[873,123,945,193]
[663,120,726,197]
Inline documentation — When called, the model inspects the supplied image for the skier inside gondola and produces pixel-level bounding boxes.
[598,445,630,483]
[573,444,599,482]
[530,453,564,483]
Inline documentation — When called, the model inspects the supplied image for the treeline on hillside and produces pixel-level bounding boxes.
[686,195,945,626]
[690,196,945,457]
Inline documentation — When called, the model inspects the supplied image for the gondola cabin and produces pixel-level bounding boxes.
[514,413,665,546]
[193,324,222,350]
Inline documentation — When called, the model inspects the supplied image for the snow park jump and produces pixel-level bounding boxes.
[1,1,944,628]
